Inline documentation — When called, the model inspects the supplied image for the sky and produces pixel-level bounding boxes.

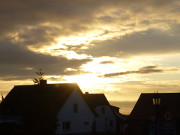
[1,0,180,114]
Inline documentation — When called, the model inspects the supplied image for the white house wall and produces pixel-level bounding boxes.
[56,89,95,135]
[95,106,117,133]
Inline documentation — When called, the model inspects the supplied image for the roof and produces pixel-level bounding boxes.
[83,93,110,109]
[129,93,180,120]
[0,82,81,133]
[83,93,110,116]
[111,105,127,120]
[83,93,125,119]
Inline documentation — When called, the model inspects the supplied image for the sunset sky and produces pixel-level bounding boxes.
[1,0,180,114]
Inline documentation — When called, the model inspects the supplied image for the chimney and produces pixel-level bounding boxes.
[85,92,89,94]
[40,80,47,85]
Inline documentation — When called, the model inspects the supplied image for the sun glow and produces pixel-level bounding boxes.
[63,74,120,91]
[64,74,100,88]
[57,36,90,46]
[55,27,123,47]
[81,57,127,73]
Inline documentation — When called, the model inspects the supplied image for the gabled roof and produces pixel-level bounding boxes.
[83,93,110,111]
[0,82,81,133]
[1,83,81,115]
[83,93,124,119]
[129,93,180,120]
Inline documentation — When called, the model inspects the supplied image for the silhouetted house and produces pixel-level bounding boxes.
[83,93,121,133]
[128,93,180,135]
[111,105,127,134]
[0,80,122,135]
[0,80,84,134]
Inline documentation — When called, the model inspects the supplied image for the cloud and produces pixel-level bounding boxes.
[99,60,115,64]
[1,0,179,38]
[0,0,123,38]
[16,26,60,47]
[0,0,179,49]
[100,65,177,78]
[85,28,180,57]
[114,80,180,93]
[109,100,136,114]
[0,39,92,81]
[1,0,180,81]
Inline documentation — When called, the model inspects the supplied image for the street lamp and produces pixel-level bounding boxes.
[152,92,161,135]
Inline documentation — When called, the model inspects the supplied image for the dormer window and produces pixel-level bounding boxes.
[73,103,78,113]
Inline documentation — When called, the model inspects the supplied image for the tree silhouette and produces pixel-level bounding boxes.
[33,69,45,85]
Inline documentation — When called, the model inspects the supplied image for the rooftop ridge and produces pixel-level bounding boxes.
[141,92,180,94]
[84,93,105,95]
[14,82,78,87]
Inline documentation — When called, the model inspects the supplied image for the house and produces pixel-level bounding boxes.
[110,105,127,134]
[57,92,122,134]
[56,89,96,135]
[0,80,121,135]
[0,80,86,134]
[128,93,180,135]
[83,93,118,133]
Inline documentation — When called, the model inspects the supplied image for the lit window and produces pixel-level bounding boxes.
[73,103,78,113]
[63,121,70,130]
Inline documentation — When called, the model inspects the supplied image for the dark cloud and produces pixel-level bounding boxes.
[86,28,180,57]
[100,65,166,78]
[98,16,115,23]
[0,0,178,38]
[0,0,179,49]
[0,39,92,81]
[0,0,122,38]
[99,61,115,64]
[16,26,60,47]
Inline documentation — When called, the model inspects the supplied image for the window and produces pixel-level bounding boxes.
[138,120,144,128]
[63,121,70,130]
[109,120,113,127]
[84,122,89,125]
[73,103,78,113]
[101,107,105,114]
[163,111,174,121]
